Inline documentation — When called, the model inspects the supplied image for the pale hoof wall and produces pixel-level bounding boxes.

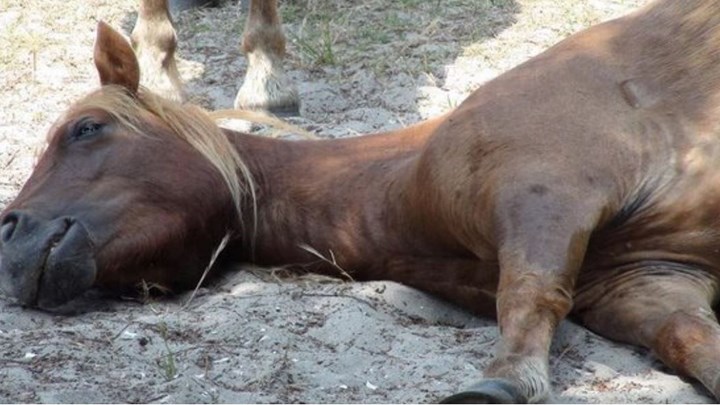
[440,379,527,404]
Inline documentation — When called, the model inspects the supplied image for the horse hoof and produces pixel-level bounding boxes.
[267,102,301,118]
[440,379,527,404]
[169,0,219,13]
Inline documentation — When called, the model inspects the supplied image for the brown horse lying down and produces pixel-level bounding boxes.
[2,0,720,402]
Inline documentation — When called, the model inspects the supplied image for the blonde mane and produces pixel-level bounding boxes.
[68,85,256,237]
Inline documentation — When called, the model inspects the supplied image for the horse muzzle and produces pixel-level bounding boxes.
[0,210,96,308]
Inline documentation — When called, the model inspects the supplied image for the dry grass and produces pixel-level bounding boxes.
[275,0,646,79]
[279,0,521,77]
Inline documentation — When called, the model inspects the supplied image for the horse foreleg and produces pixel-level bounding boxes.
[575,266,720,400]
[131,0,185,101]
[234,0,300,115]
[443,182,607,403]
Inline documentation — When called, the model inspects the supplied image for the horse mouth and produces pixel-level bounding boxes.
[34,219,78,304]
[0,213,98,309]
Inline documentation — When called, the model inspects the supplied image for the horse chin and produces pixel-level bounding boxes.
[36,222,98,308]
[0,215,97,309]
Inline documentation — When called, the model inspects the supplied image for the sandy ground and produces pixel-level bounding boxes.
[0,0,716,402]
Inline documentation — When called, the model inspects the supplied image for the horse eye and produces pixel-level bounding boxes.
[72,120,104,141]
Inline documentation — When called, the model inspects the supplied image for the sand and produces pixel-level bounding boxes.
[0,0,714,402]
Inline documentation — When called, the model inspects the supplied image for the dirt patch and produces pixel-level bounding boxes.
[0,0,715,403]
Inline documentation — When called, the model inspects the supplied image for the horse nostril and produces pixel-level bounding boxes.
[0,213,19,243]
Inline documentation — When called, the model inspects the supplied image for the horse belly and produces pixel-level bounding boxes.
[372,256,501,317]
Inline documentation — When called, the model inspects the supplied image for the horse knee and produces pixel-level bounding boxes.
[497,276,574,341]
[650,309,720,399]
[653,309,719,375]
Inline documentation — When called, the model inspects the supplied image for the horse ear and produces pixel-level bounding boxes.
[93,21,140,94]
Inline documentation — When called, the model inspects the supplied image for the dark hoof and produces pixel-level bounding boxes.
[440,379,527,404]
[169,0,219,13]
[267,103,301,118]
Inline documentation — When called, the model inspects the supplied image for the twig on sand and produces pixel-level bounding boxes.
[2,150,18,170]
[111,321,134,341]
[180,233,232,311]
[0,357,33,365]
[298,243,354,281]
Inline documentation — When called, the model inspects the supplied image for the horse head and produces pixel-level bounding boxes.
[0,22,250,308]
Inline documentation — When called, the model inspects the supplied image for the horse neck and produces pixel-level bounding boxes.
[224,113,450,266]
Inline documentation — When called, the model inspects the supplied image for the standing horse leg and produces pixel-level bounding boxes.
[131,0,185,101]
[575,266,720,399]
[234,0,300,116]
[443,181,607,403]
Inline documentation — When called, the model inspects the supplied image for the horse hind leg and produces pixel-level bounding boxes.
[131,0,185,101]
[574,264,720,401]
[234,0,300,116]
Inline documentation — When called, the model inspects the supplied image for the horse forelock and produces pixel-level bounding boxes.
[66,85,256,237]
